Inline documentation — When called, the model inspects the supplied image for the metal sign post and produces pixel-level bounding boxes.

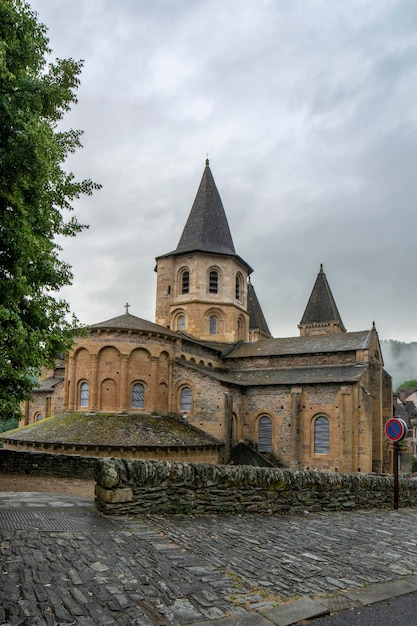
[385,418,408,510]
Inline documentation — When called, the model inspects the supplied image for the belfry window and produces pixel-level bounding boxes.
[209,270,218,294]
[236,273,243,301]
[314,416,330,454]
[132,383,145,409]
[181,270,190,294]
[80,382,89,408]
[180,386,192,412]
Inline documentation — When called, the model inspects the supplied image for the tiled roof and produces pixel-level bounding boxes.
[300,265,345,330]
[224,330,372,359]
[90,313,178,337]
[176,359,367,387]
[195,364,367,387]
[1,413,222,448]
[247,282,271,336]
[33,377,64,392]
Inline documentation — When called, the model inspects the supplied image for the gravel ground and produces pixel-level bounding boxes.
[0,473,95,498]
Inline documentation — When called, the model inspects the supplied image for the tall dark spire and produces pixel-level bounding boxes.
[174,161,236,256]
[299,265,346,334]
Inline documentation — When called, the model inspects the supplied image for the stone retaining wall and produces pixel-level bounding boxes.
[95,458,417,515]
[0,449,98,479]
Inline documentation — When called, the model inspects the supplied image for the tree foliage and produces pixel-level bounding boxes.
[396,380,417,392]
[0,0,100,418]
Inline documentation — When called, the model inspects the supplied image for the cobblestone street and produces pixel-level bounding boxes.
[1,493,417,625]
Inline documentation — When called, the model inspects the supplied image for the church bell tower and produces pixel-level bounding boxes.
[154,160,253,343]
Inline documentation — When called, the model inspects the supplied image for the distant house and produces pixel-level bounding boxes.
[394,391,417,458]
[9,161,393,473]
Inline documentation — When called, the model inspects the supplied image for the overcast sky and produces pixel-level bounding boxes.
[30,0,417,343]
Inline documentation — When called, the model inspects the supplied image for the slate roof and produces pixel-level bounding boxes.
[156,161,252,271]
[224,330,372,359]
[247,281,271,336]
[33,377,64,393]
[186,363,368,387]
[1,413,222,448]
[300,264,346,330]
[90,313,178,338]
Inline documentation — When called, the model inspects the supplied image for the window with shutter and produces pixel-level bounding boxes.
[80,382,89,407]
[132,383,145,408]
[314,416,330,454]
[258,415,273,452]
[180,386,192,412]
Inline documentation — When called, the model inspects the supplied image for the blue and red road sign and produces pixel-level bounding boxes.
[385,418,408,442]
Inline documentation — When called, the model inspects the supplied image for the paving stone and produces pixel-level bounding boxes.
[262,597,330,625]
[2,494,417,625]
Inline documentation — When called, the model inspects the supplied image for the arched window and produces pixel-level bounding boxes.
[237,316,245,340]
[181,270,190,294]
[131,383,145,408]
[209,315,217,335]
[80,382,89,407]
[258,415,273,452]
[236,273,243,301]
[35,413,43,422]
[209,270,218,294]
[178,315,186,331]
[314,416,330,454]
[180,386,192,412]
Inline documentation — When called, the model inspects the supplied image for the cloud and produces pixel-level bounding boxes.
[28,0,417,344]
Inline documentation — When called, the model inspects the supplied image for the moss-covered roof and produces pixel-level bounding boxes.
[1,413,222,449]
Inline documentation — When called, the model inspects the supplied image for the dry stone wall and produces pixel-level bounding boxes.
[0,449,98,479]
[94,458,417,515]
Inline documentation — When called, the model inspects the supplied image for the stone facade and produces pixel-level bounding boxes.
[16,162,392,473]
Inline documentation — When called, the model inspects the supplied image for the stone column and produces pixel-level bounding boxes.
[119,355,129,411]
[149,357,158,413]
[290,387,302,469]
[90,354,99,410]
[67,355,76,411]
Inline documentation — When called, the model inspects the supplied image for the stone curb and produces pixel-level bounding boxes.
[194,574,417,625]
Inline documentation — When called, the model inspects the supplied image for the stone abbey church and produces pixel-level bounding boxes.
[13,161,392,474]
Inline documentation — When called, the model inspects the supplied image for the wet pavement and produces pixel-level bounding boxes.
[1,492,417,625]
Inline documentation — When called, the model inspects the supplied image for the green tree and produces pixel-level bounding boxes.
[0,0,100,418]
[396,380,417,392]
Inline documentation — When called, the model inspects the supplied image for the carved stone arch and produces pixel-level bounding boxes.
[178,266,190,295]
[175,381,193,413]
[129,347,151,363]
[205,307,224,336]
[235,272,244,301]
[78,380,90,409]
[207,265,222,295]
[74,347,91,380]
[172,308,187,331]
[100,378,118,412]
[131,381,146,409]
[237,315,246,340]
[158,381,168,412]
[312,414,330,454]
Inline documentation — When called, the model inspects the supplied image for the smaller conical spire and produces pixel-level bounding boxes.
[299,265,346,335]
[247,281,271,338]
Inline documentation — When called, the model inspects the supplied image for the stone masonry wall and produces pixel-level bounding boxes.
[0,449,98,479]
[94,458,417,515]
